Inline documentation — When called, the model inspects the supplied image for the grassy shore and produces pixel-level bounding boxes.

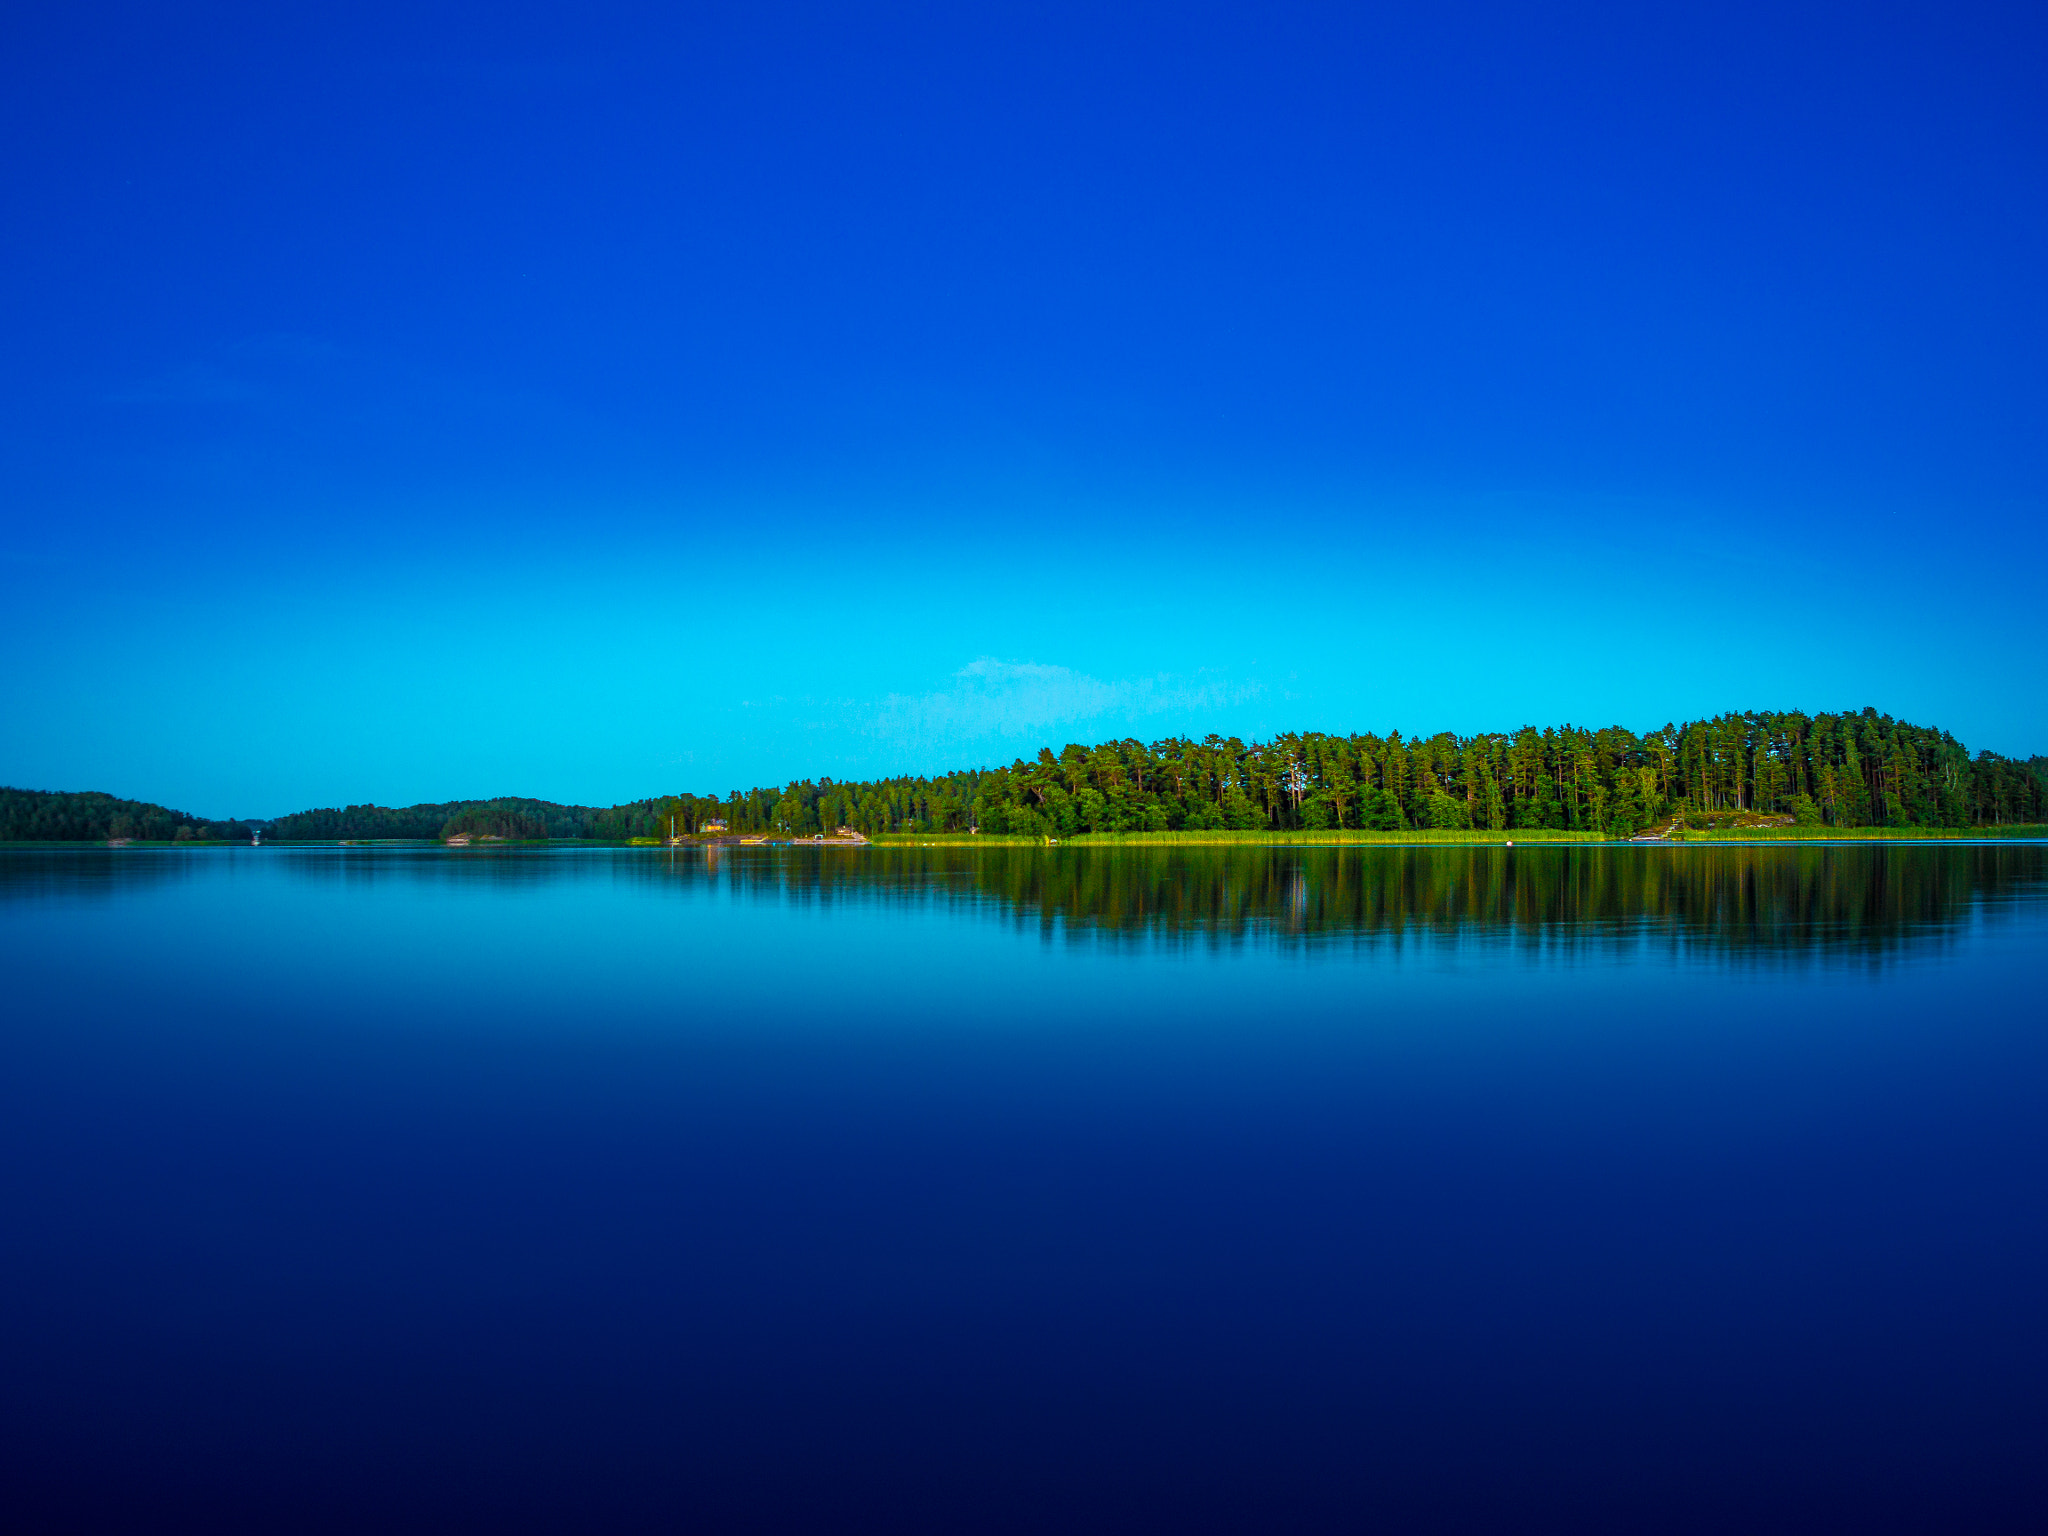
[869,829,1605,847]
[868,826,2048,848]
[12,825,2041,852]
[1676,824,2048,842]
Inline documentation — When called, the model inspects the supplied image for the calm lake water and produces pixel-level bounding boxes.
[3,843,2045,1533]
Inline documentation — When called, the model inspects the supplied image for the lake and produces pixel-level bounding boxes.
[3,842,2045,1532]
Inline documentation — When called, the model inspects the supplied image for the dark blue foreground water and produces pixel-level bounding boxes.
[3,843,2045,1533]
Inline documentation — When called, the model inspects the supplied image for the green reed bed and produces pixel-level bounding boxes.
[870,828,1603,847]
[1681,824,2048,841]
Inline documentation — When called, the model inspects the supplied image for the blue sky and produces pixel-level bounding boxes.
[3,1,2044,817]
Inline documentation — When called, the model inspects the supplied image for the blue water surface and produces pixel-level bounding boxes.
[2,843,2044,1533]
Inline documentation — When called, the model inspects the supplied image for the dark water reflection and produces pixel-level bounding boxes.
[3,843,2046,1534]
[86,840,2024,967]
[677,842,2048,961]
[18,841,2039,963]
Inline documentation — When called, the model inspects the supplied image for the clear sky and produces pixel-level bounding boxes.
[4,1,2044,817]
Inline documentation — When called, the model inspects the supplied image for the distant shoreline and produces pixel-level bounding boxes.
[10,826,2047,851]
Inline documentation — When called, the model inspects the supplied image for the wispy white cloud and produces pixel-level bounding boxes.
[861,658,1263,757]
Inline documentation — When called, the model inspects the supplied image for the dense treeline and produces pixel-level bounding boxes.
[1,788,681,844]
[12,708,2047,844]
[0,787,254,843]
[645,708,2048,840]
[268,796,683,842]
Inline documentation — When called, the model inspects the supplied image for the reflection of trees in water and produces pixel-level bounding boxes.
[686,844,2048,961]
[9,844,2040,964]
[0,848,233,902]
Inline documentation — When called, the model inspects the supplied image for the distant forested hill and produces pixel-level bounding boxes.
[14,708,2048,843]
[281,708,2048,843]
[0,788,252,842]
[266,797,678,842]
[631,707,2048,840]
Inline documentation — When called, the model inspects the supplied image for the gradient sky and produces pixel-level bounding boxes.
[4,1,2044,817]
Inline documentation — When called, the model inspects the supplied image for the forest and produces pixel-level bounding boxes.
[268,798,630,842]
[0,788,254,843]
[647,709,2047,840]
[251,707,2048,842]
[8,709,2047,843]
